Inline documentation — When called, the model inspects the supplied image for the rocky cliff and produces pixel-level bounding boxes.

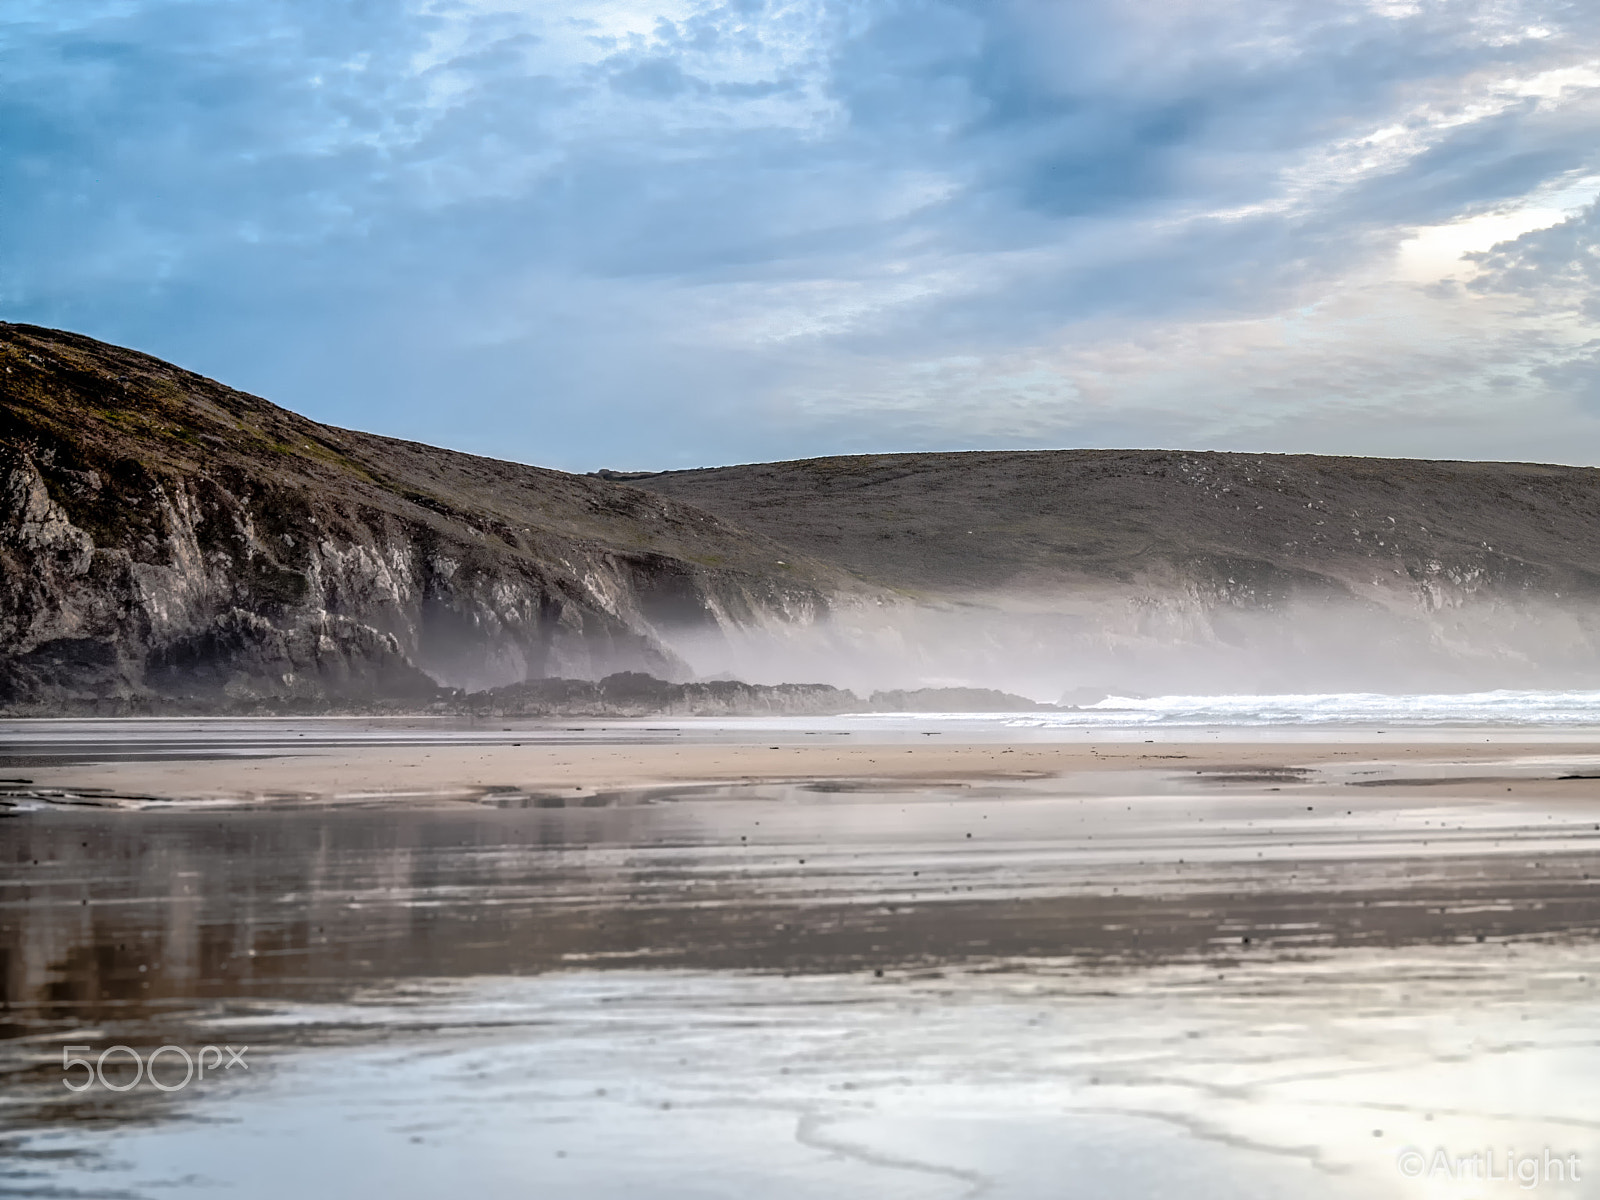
[0,324,855,711]
[632,450,1600,694]
[12,323,1600,712]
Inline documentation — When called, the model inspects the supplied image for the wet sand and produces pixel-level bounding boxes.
[6,719,1600,1032]
[5,718,1600,1198]
[9,717,1600,806]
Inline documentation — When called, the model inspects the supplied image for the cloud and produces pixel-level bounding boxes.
[4,0,1600,469]
[1466,200,1600,412]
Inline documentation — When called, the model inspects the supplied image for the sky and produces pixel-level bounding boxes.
[5,0,1600,472]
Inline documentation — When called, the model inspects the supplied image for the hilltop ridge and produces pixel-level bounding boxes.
[0,324,859,710]
[8,324,1600,711]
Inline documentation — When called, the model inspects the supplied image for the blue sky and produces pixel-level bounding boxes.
[5,0,1600,471]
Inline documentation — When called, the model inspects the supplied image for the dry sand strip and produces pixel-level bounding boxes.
[11,738,1600,804]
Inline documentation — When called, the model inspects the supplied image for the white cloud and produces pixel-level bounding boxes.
[8,0,1600,469]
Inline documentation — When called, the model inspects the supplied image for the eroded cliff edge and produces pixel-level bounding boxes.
[13,323,1600,714]
[0,324,853,711]
[633,450,1600,693]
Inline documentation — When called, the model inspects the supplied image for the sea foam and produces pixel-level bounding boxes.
[864,688,1600,727]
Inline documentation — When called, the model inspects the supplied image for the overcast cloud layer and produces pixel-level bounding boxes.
[5,0,1600,470]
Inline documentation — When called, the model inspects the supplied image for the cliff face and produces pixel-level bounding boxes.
[632,450,1600,693]
[0,325,848,710]
[12,323,1600,712]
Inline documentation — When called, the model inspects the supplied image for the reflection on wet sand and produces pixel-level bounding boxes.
[5,722,1600,1198]
[8,778,1600,1031]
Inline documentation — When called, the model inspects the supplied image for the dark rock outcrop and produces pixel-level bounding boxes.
[867,687,1053,712]
[469,671,858,717]
[0,324,853,710]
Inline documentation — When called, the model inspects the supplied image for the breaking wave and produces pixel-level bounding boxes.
[868,689,1600,727]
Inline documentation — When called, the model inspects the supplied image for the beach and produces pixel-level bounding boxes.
[10,716,1600,805]
[4,715,1600,1198]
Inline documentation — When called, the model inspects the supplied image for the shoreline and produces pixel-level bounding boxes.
[9,731,1600,805]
